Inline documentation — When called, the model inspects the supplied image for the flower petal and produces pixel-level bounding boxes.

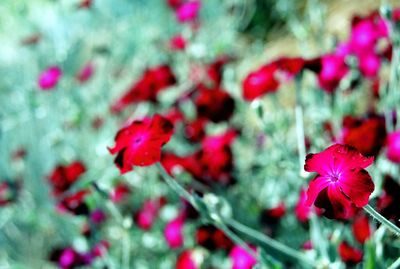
[315,184,355,219]
[340,168,374,207]
[306,176,330,206]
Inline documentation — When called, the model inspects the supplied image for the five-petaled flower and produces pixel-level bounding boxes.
[109,114,174,174]
[305,144,375,219]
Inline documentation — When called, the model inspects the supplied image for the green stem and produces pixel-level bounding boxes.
[363,204,400,236]
[295,75,306,177]
[227,218,314,268]
[156,163,314,267]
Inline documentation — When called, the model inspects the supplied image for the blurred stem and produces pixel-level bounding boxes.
[388,256,400,269]
[156,163,314,268]
[295,74,307,177]
[309,213,329,262]
[227,218,314,268]
[363,204,400,236]
[122,230,131,269]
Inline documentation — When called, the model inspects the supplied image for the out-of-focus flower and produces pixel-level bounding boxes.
[47,161,86,196]
[305,144,374,219]
[50,247,94,269]
[195,225,233,251]
[352,214,371,244]
[57,190,90,215]
[175,1,201,23]
[338,241,363,266]
[76,62,95,83]
[229,245,257,269]
[176,249,200,269]
[0,181,19,206]
[194,86,235,123]
[109,182,131,203]
[261,202,286,225]
[164,216,185,248]
[184,118,207,142]
[111,65,176,113]
[20,33,41,46]
[38,66,62,90]
[78,0,92,9]
[387,130,400,163]
[295,188,321,222]
[377,175,400,226]
[358,53,381,78]
[317,54,348,93]
[170,34,187,50]
[206,55,232,87]
[341,115,386,157]
[108,114,174,174]
[242,65,279,101]
[134,197,167,230]
[90,208,107,224]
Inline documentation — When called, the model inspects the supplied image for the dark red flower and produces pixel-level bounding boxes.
[341,115,386,156]
[196,225,233,251]
[206,55,232,87]
[338,241,363,266]
[108,114,174,174]
[184,118,207,142]
[57,190,90,215]
[78,0,92,9]
[20,34,42,46]
[48,161,86,196]
[305,144,374,219]
[194,86,235,123]
[111,65,176,113]
[261,202,286,225]
[377,175,400,226]
[352,214,371,244]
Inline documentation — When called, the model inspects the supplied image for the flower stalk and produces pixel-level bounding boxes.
[363,204,400,236]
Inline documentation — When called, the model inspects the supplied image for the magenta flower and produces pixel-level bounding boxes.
[317,54,348,93]
[175,1,201,23]
[76,62,94,83]
[229,245,257,269]
[38,66,62,90]
[164,216,185,248]
[305,144,375,219]
[387,130,400,163]
[359,53,381,78]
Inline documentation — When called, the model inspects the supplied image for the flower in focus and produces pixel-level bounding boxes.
[47,161,86,196]
[164,216,185,248]
[386,130,400,163]
[108,114,174,174]
[38,66,62,90]
[229,245,257,269]
[305,144,374,219]
[338,241,363,266]
[352,214,371,244]
[175,1,201,23]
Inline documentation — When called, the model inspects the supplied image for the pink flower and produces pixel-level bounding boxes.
[38,66,62,90]
[175,1,201,23]
[359,53,381,78]
[317,54,348,93]
[229,245,257,269]
[170,34,187,50]
[164,217,185,248]
[76,62,95,83]
[295,188,315,222]
[305,144,374,219]
[387,130,400,163]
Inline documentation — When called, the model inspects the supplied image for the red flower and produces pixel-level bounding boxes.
[170,34,187,50]
[76,62,95,83]
[134,197,166,230]
[206,55,232,87]
[111,65,176,113]
[176,250,199,269]
[377,175,400,225]
[48,161,86,196]
[261,202,286,225]
[338,241,363,266]
[109,183,131,203]
[317,53,348,93]
[57,190,90,215]
[108,114,174,174]
[196,225,233,251]
[184,118,207,142]
[305,144,374,219]
[194,86,234,123]
[352,214,371,244]
[341,115,386,156]
[242,65,279,101]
